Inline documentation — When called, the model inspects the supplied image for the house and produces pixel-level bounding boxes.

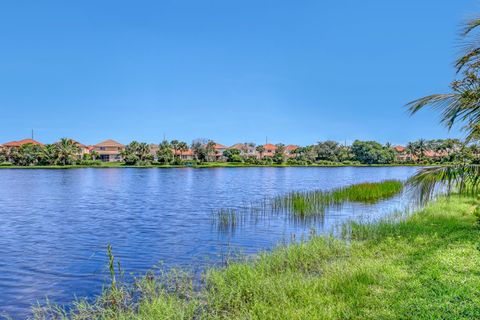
[230,143,257,158]
[175,149,194,161]
[393,145,411,162]
[214,143,228,161]
[285,145,299,157]
[92,139,125,162]
[2,139,44,149]
[263,144,277,157]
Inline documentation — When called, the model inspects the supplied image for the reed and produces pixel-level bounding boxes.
[273,180,404,217]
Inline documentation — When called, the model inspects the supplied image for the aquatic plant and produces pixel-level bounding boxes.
[273,180,404,217]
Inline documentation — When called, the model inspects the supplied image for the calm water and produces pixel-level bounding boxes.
[0,167,420,317]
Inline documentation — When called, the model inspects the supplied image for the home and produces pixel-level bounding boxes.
[285,145,299,157]
[393,145,412,162]
[92,139,125,162]
[175,149,194,161]
[2,139,44,149]
[230,143,257,158]
[263,143,277,157]
[214,143,228,161]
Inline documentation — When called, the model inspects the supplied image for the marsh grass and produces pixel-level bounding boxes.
[32,196,480,319]
[273,180,404,217]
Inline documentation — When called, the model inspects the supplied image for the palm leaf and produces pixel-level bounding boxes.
[407,164,480,203]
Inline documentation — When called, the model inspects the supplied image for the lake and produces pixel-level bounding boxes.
[0,166,420,317]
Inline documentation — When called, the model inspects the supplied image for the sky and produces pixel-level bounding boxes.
[0,0,479,146]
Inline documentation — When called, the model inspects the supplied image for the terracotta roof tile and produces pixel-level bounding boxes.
[3,139,44,147]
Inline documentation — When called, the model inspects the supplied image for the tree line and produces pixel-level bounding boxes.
[1,137,477,166]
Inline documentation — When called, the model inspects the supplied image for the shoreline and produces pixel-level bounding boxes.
[31,195,480,318]
[0,163,431,169]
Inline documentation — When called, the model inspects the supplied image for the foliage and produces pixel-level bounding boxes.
[156,140,174,164]
[121,141,153,165]
[351,140,395,164]
[223,149,242,162]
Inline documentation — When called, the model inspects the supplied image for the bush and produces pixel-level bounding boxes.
[0,162,12,167]
[77,160,102,166]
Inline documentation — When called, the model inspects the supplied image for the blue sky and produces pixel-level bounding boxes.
[0,1,478,146]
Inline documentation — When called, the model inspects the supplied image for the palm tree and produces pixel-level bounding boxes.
[407,16,480,200]
[55,138,80,166]
[256,145,265,159]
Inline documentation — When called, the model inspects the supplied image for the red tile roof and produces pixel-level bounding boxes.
[3,139,44,147]
[214,143,228,150]
[393,145,406,152]
[285,145,299,151]
[174,149,194,156]
[263,143,277,151]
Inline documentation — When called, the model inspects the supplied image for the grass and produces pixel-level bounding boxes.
[32,195,480,319]
[273,180,404,217]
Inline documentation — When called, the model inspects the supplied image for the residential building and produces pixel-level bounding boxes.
[175,149,194,161]
[92,139,125,162]
[214,143,228,161]
[2,139,44,149]
[285,145,299,157]
[393,145,411,162]
[230,143,257,158]
[149,144,159,160]
[263,143,277,157]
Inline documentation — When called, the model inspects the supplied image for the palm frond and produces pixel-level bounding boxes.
[407,94,461,126]
[462,17,480,36]
[407,164,480,203]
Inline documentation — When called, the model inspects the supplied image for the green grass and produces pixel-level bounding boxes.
[273,180,404,217]
[32,196,480,319]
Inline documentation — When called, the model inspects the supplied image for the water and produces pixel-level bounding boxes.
[0,166,420,317]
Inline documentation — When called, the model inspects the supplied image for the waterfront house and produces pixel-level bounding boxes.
[2,139,44,149]
[263,143,277,157]
[285,145,299,157]
[393,145,412,162]
[214,143,228,161]
[230,143,257,158]
[175,149,194,160]
[92,139,125,162]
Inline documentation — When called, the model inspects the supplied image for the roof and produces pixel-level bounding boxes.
[175,149,194,156]
[230,143,252,150]
[393,145,406,152]
[285,145,299,151]
[264,143,277,151]
[3,139,44,147]
[94,139,125,148]
[214,143,228,150]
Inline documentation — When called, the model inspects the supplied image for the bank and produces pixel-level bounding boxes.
[33,195,480,319]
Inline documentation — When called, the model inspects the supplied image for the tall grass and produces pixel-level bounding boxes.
[273,180,404,217]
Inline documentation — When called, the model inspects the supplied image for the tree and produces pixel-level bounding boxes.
[55,138,80,166]
[121,141,152,165]
[407,15,480,200]
[256,145,265,159]
[191,139,208,163]
[206,140,216,162]
[156,140,174,164]
[314,141,344,162]
[273,143,286,164]
[223,149,242,162]
[351,140,395,164]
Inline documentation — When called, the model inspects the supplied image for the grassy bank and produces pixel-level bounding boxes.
[34,196,480,319]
